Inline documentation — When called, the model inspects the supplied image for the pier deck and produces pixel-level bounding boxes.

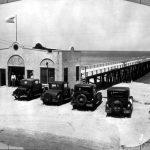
[81,57,150,89]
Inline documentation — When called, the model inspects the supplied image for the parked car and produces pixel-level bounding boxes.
[41,81,71,105]
[13,79,43,100]
[71,84,102,110]
[105,86,133,117]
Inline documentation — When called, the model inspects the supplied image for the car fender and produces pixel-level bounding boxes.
[96,92,102,101]
[129,96,133,104]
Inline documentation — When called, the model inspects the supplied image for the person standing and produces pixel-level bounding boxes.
[11,73,16,87]
[17,74,22,86]
[30,72,34,79]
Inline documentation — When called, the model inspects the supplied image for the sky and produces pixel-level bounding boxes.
[126,0,150,6]
[0,0,150,51]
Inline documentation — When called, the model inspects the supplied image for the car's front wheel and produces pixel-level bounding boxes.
[28,92,33,100]
[73,105,77,110]
[57,94,63,106]
[125,113,131,118]
[15,94,20,100]
[43,93,52,104]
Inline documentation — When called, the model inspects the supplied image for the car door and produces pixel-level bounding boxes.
[63,83,70,99]
[33,80,40,94]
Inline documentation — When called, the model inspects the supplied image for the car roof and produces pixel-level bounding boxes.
[74,84,96,88]
[107,87,130,92]
[49,81,67,84]
[21,78,39,82]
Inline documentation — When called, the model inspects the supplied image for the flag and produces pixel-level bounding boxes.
[6,16,15,23]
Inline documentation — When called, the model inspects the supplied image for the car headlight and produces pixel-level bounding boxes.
[128,103,131,107]
[57,94,60,99]
[106,103,109,107]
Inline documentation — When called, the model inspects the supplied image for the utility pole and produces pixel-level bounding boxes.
[15,15,17,42]
[46,62,49,84]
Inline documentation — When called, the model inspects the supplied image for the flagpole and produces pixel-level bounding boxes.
[15,15,17,42]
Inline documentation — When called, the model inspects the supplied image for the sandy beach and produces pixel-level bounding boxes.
[0,73,150,149]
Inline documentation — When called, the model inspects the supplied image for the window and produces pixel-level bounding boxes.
[24,81,27,84]
[64,68,68,82]
[35,80,39,84]
[76,66,79,81]
[51,84,57,88]
[64,83,68,88]
[40,68,55,84]
[27,70,33,78]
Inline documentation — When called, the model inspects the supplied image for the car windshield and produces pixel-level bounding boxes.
[20,80,32,87]
[108,91,128,98]
[74,86,92,93]
[49,83,62,90]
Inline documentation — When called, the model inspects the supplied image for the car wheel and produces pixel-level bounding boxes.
[107,113,111,117]
[43,93,52,105]
[58,95,63,106]
[28,92,33,100]
[15,95,20,100]
[76,94,87,106]
[126,113,131,118]
[73,105,77,110]
[91,101,96,111]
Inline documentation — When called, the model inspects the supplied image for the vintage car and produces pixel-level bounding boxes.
[71,84,102,109]
[105,86,133,117]
[41,81,71,105]
[13,79,43,100]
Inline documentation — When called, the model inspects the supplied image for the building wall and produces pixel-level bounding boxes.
[0,42,63,85]
[0,43,82,88]
[62,48,81,89]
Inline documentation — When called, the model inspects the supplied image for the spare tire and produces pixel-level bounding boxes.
[43,93,52,104]
[76,94,87,106]
[111,100,123,112]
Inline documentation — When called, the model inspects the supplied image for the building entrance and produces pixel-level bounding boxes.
[7,55,25,86]
[40,58,55,84]
[0,69,6,86]
[8,66,25,86]
[40,68,55,84]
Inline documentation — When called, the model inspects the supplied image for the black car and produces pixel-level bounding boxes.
[13,79,43,100]
[41,81,71,105]
[71,84,102,110]
[105,86,133,117]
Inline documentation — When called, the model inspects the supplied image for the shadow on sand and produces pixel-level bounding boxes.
[0,128,119,150]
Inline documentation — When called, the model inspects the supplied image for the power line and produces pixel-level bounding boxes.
[0,41,10,46]
[0,38,13,44]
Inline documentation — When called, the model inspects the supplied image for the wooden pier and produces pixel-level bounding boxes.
[81,57,150,89]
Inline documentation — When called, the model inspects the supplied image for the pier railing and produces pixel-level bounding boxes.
[81,57,150,79]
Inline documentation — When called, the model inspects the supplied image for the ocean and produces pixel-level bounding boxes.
[81,51,150,66]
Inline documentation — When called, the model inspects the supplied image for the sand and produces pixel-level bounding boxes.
[0,73,150,149]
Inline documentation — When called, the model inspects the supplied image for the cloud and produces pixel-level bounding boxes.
[0,0,150,50]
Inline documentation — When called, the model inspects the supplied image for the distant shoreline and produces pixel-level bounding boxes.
[81,51,150,65]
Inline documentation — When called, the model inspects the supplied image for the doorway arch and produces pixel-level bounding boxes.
[40,58,55,84]
[40,58,54,67]
[7,55,25,86]
[8,55,25,67]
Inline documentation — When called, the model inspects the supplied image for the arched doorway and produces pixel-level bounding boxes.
[7,55,25,86]
[40,58,55,84]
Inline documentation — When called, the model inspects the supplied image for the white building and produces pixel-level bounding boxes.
[0,42,81,88]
